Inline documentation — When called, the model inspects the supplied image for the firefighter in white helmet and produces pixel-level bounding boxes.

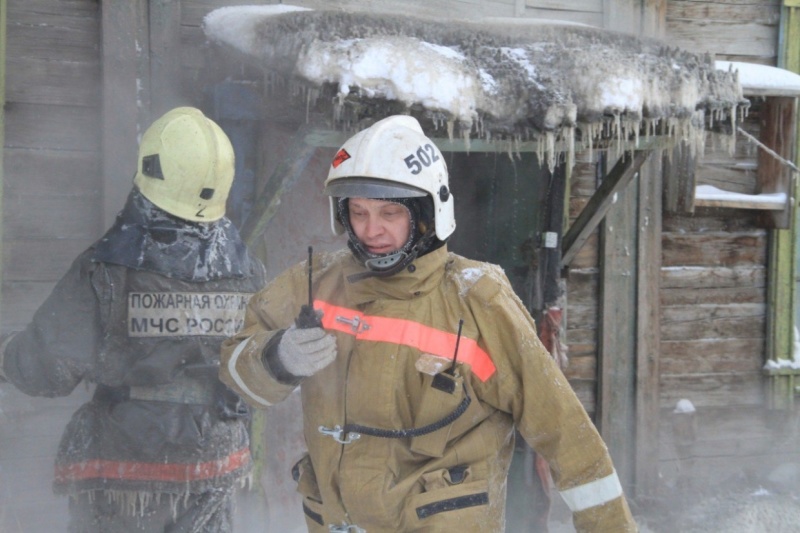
[220,115,637,532]
[0,107,266,532]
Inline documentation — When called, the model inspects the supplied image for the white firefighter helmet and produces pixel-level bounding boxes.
[134,106,234,222]
[323,115,455,241]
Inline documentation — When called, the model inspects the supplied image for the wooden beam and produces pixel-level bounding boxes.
[758,97,796,230]
[101,0,149,226]
[597,152,639,492]
[149,0,182,117]
[663,141,696,215]
[561,150,650,268]
[634,151,662,500]
[765,3,800,409]
[641,0,667,38]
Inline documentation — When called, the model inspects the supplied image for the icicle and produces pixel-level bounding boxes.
[171,493,180,522]
[564,125,575,174]
[461,127,471,154]
[546,131,557,173]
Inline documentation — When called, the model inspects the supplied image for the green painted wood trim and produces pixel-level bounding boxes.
[768,3,800,409]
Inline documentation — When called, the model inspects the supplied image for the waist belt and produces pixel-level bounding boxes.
[128,376,215,404]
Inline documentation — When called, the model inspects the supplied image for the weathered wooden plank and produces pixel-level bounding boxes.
[667,0,780,24]
[659,372,765,407]
[150,0,183,116]
[7,2,99,63]
[3,148,100,196]
[660,265,766,290]
[522,9,602,26]
[565,232,599,270]
[636,152,662,499]
[7,0,99,18]
[597,160,638,489]
[661,315,765,341]
[662,211,763,232]
[641,0,667,37]
[665,20,776,59]
[526,0,601,13]
[4,195,102,240]
[661,338,765,375]
[6,57,100,107]
[661,285,765,306]
[757,97,796,229]
[563,353,596,381]
[661,302,765,323]
[4,102,100,151]
[565,336,597,358]
[565,268,597,298]
[2,239,95,282]
[563,151,650,267]
[661,231,768,267]
[565,303,597,330]
[101,0,148,226]
[663,140,696,215]
[695,166,758,194]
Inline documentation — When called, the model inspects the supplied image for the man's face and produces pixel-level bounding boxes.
[348,197,412,255]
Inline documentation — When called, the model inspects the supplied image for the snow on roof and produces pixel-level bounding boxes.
[203,6,745,165]
[716,61,800,97]
[694,184,787,210]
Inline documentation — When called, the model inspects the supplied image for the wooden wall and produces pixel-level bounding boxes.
[2,0,102,330]
[654,0,790,496]
[1,4,102,531]
[666,0,782,65]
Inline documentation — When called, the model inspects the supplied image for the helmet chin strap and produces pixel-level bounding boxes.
[347,229,436,283]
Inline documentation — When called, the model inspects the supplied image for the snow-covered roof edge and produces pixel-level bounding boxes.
[717,61,800,97]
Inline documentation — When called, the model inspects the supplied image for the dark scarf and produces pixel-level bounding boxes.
[92,190,252,282]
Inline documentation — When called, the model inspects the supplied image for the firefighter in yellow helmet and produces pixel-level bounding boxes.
[220,115,637,532]
[0,107,266,532]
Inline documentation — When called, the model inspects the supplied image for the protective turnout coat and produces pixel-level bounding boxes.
[2,193,266,499]
[221,245,637,532]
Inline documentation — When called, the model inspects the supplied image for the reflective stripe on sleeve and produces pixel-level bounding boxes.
[227,336,272,407]
[558,470,623,512]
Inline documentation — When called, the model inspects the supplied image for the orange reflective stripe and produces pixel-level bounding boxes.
[316,300,496,381]
[54,448,250,484]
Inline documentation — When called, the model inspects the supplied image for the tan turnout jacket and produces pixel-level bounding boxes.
[221,245,636,532]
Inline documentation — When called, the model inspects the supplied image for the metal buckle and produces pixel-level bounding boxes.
[335,315,370,334]
[318,425,361,444]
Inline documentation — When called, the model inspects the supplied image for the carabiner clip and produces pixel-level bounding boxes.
[319,425,361,444]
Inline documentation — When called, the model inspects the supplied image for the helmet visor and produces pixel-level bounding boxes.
[324,177,427,200]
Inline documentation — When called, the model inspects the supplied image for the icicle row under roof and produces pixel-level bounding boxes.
[203,6,747,168]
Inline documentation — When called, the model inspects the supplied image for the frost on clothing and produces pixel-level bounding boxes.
[220,247,636,532]
[204,7,745,165]
[0,191,267,527]
[94,190,252,282]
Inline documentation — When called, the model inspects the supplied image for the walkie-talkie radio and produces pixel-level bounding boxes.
[295,246,323,329]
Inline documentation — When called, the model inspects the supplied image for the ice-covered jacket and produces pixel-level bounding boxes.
[1,192,266,496]
[220,245,637,532]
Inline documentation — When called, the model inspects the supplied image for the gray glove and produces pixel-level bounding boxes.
[276,325,337,378]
